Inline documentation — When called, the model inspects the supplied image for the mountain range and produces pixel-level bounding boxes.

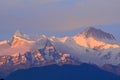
[0,27,120,78]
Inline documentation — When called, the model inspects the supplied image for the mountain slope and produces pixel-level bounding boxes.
[73,27,119,49]
[0,39,78,76]
[80,27,116,40]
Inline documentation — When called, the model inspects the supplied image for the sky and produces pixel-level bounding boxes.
[0,0,120,41]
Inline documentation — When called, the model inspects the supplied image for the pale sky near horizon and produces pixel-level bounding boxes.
[0,0,120,41]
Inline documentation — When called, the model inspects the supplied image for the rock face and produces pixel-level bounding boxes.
[0,27,120,76]
[0,40,77,76]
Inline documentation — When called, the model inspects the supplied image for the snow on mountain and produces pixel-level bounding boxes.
[0,39,78,75]
[13,30,46,41]
[73,27,120,50]
[0,40,9,45]
[57,27,120,66]
[10,35,35,48]
[0,31,35,56]
[58,36,68,43]
[0,27,120,76]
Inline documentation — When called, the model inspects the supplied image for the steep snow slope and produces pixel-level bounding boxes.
[73,27,119,49]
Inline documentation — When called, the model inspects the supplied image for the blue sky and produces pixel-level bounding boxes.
[0,0,120,41]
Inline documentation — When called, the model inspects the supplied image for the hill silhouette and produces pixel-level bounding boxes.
[6,63,120,80]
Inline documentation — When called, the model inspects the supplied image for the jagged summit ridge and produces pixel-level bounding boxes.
[80,27,116,41]
[13,30,47,41]
[13,27,116,43]
[14,30,23,37]
[13,30,31,41]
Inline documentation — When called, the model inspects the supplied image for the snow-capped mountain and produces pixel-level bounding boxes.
[0,38,78,75]
[0,27,120,76]
[73,27,119,50]
[80,27,116,40]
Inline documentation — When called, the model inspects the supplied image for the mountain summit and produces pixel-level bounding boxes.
[14,30,23,37]
[80,27,116,41]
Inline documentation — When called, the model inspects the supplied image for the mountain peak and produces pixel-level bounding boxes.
[14,30,23,37]
[80,27,116,41]
[85,26,97,31]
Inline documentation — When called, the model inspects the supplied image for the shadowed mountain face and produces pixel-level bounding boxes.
[6,64,120,80]
[80,27,116,40]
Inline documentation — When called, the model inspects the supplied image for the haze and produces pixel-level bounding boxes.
[0,0,120,41]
